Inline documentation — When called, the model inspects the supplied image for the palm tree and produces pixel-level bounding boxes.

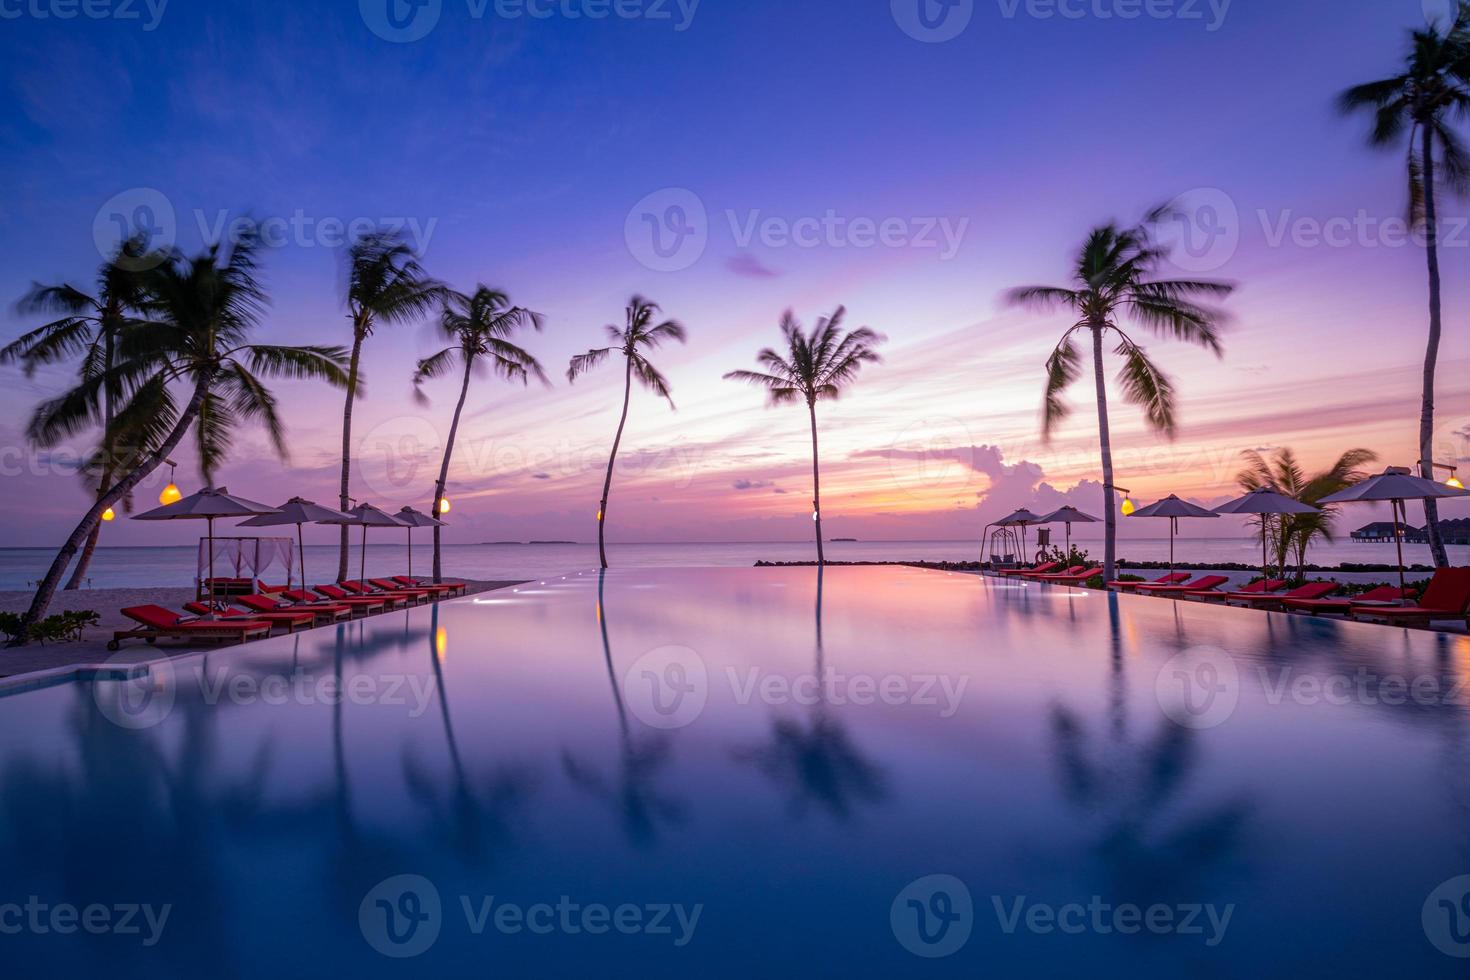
[1005,211,1234,582]
[413,286,547,583]
[12,235,349,642]
[1339,3,1470,569]
[724,308,884,565]
[1236,447,1378,579]
[336,231,444,580]
[566,296,686,569]
[1,235,157,590]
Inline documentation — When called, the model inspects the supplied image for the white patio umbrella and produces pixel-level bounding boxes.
[238,497,357,589]
[1128,495,1220,576]
[994,508,1047,565]
[344,503,409,585]
[1318,467,1470,595]
[395,506,445,579]
[133,487,281,615]
[1038,506,1101,557]
[1213,488,1320,583]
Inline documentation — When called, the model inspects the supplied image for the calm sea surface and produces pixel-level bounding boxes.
[1,538,1466,590]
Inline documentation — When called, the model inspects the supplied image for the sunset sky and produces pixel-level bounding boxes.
[2,0,1468,547]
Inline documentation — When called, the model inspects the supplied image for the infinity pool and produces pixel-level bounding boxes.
[2,566,1468,976]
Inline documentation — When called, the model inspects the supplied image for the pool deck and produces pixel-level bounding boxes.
[0,578,526,686]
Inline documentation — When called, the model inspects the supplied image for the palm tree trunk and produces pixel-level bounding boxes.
[808,399,825,566]
[597,355,634,569]
[64,475,110,591]
[337,329,364,582]
[432,354,473,584]
[13,371,214,643]
[65,329,118,591]
[1091,323,1117,582]
[1419,126,1450,568]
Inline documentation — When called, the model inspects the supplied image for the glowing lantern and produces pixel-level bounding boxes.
[159,460,182,505]
[438,497,451,514]
[101,507,116,522]
[812,511,820,522]
[435,627,448,660]
[1121,496,1136,517]
[1449,475,1466,491]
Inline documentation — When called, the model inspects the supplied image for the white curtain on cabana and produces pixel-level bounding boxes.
[197,537,296,587]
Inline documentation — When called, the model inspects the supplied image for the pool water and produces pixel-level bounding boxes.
[1,566,1469,977]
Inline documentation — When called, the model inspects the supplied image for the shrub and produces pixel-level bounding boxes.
[1,610,100,645]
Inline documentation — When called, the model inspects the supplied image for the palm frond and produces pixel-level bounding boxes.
[1042,331,1083,439]
[1114,336,1178,437]
[567,347,613,383]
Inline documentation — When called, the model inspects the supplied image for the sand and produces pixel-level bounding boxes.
[0,579,526,680]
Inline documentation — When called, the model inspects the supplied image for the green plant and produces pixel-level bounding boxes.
[0,613,25,644]
[1041,544,1092,568]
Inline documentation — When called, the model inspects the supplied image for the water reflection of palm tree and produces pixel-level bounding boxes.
[402,604,532,863]
[739,568,886,821]
[1049,592,1249,904]
[562,570,686,846]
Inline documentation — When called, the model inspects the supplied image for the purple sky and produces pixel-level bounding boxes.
[1,0,1467,547]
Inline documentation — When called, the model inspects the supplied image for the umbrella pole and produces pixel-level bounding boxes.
[1394,498,1407,597]
[207,515,218,618]
[1170,517,1176,577]
[297,523,306,591]
[407,527,413,579]
[1065,523,1072,558]
[1262,517,1269,584]
[360,525,368,585]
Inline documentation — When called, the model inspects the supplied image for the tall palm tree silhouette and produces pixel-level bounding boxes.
[567,297,687,569]
[1339,3,1470,568]
[724,309,885,565]
[1006,211,1233,582]
[2,233,158,590]
[336,230,445,580]
[414,285,547,582]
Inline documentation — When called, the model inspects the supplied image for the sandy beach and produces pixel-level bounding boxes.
[0,579,526,679]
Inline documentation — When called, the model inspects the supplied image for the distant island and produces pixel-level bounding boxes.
[481,541,578,545]
[830,537,858,542]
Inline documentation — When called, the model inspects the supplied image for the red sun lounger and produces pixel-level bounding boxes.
[315,584,410,610]
[282,589,386,615]
[1108,572,1191,591]
[1351,568,1470,628]
[340,580,430,605]
[393,576,467,595]
[1229,582,1340,610]
[371,578,455,599]
[235,593,352,624]
[111,605,273,651]
[998,562,1061,578]
[182,601,315,633]
[1136,575,1230,596]
[1036,567,1104,584]
[1283,586,1406,616]
[1193,579,1289,603]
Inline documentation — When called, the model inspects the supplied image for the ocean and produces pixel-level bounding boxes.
[0,537,1465,591]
